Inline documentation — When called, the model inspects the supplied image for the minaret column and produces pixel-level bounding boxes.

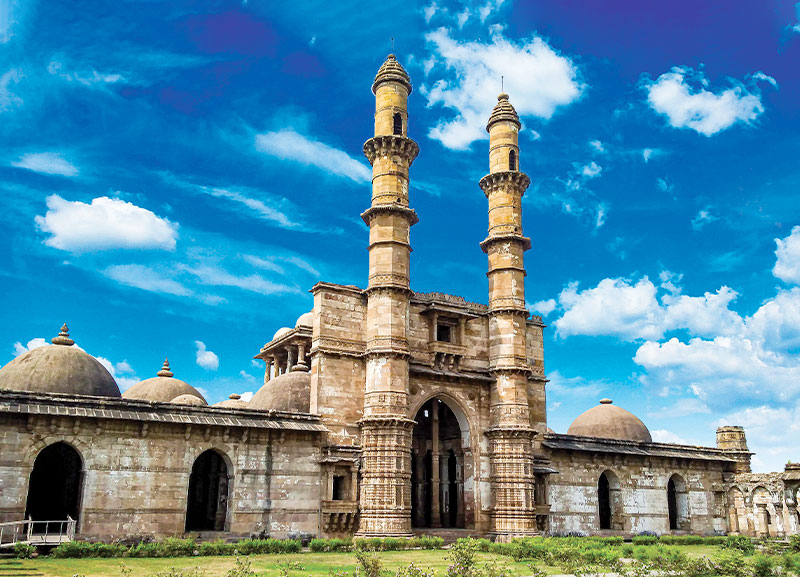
[357,54,419,537]
[480,94,539,538]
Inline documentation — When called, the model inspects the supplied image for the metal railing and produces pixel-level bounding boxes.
[0,516,76,548]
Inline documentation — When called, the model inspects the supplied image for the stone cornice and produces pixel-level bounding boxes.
[364,135,419,165]
[361,203,419,226]
[480,233,532,253]
[479,171,530,196]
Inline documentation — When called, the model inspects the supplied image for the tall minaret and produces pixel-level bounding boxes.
[357,54,419,537]
[480,93,540,537]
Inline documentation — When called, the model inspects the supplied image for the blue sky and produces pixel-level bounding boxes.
[1,0,799,472]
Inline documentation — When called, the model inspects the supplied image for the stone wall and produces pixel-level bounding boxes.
[546,446,728,536]
[728,472,800,537]
[0,410,322,540]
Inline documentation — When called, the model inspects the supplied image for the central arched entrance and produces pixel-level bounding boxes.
[411,398,468,529]
[668,474,689,531]
[24,442,83,529]
[185,450,230,532]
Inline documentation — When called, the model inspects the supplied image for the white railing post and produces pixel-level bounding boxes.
[27,516,33,541]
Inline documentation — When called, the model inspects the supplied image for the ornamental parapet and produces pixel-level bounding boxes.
[361,204,419,226]
[480,233,532,253]
[486,425,537,438]
[479,171,530,197]
[364,135,419,165]
[358,415,416,429]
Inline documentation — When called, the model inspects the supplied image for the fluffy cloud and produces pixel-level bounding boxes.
[195,341,219,371]
[96,357,139,391]
[773,226,800,284]
[255,130,371,183]
[530,298,556,317]
[661,287,744,338]
[423,27,582,150]
[0,68,23,111]
[717,402,800,472]
[644,66,775,136]
[35,195,178,252]
[11,152,79,177]
[12,337,48,356]
[47,61,124,87]
[691,206,719,230]
[555,278,663,340]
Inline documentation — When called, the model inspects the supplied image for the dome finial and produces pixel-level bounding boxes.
[51,322,75,346]
[599,398,613,404]
[229,393,241,400]
[157,357,174,378]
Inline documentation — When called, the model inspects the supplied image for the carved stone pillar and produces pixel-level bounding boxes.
[430,401,441,528]
[756,503,769,537]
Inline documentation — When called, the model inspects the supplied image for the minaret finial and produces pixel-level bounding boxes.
[51,323,75,346]
[391,36,394,52]
[157,357,174,378]
[501,75,504,92]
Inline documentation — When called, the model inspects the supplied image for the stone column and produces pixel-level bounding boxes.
[357,54,419,537]
[430,401,442,527]
[456,453,465,528]
[481,94,538,538]
[286,347,296,373]
[756,504,769,537]
[265,359,273,383]
[272,355,281,377]
[293,342,308,371]
[413,452,426,526]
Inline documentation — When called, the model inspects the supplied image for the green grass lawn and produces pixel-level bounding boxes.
[10,550,560,577]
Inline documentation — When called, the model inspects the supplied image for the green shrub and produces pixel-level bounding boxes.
[235,538,302,555]
[395,561,435,577]
[720,535,755,555]
[311,538,353,552]
[631,536,658,546]
[129,537,195,558]
[446,538,479,577]
[790,535,800,553]
[198,540,234,556]
[14,542,36,559]
[409,536,444,550]
[227,555,256,577]
[50,540,127,558]
[752,555,776,577]
[355,550,383,577]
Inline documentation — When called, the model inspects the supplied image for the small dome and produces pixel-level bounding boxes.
[295,311,313,329]
[214,393,248,409]
[122,359,206,404]
[487,93,520,132]
[567,398,652,443]
[372,54,412,94]
[249,370,310,413]
[0,324,120,398]
[171,394,207,406]
[272,327,292,341]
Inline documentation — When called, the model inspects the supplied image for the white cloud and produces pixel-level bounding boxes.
[239,370,257,387]
[717,402,800,472]
[96,357,139,391]
[244,254,320,277]
[581,161,602,178]
[589,140,604,153]
[662,287,744,338]
[12,337,48,356]
[0,68,23,111]
[773,226,800,284]
[746,288,800,353]
[422,2,439,23]
[691,206,719,230]
[650,429,697,445]
[642,148,664,163]
[11,152,79,177]
[546,370,606,400]
[35,195,178,252]
[255,130,371,183]
[530,298,556,316]
[104,264,192,296]
[644,66,775,136]
[555,277,664,340]
[239,391,254,402]
[195,341,219,371]
[478,0,506,22]
[201,187,296,228]
[182,264,296,296]
[423,27,582,150]
[47,61,124,87]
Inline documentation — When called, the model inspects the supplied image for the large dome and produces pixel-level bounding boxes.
[122,359,206,404]
[0,324,120,398]
[249,370,310,413]
[567,399,652,443]
[214,393,248,409]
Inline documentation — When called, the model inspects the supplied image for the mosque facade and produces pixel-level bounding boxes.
[0,55,798,543]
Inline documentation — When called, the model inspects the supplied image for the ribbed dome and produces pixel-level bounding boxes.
[171,394,207,406]
[214,393,248,409]
[487,93,520,131]
[567,399,652,443]
[122,359,206,404]
[0,324,120,398]
[249,370,310,413]
[372,54,412,94]
[295,311,313,329]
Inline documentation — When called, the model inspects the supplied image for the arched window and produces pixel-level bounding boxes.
[668,478,678,530]
[509,149,517,171]
[185,450,230,531]
[393,113,403,136]
[668,474,690,531]
[25,442,83,530]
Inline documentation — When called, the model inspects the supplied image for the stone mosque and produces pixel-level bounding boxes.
[0,55,798,542]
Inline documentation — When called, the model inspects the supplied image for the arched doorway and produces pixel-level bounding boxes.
[667,474,689,531]
[598,470,621,530]
[185,450,230,532]
[411,398,468,529]
[25,442,83,530]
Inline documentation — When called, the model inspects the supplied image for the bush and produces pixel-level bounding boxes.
[790,535,800,553]
[752,555,776,577]
[50,541,127,558]
[14,542,36,559]
[410,536,444,550]
[311,538,353,552]
[128,537,195,558]
[355,550,383,577]
[720,535,755,555]
[198,540,235,556]
[631,536,658,546]
[446,538,479,577]
[235,538,302,555]
[395,561,435,577]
